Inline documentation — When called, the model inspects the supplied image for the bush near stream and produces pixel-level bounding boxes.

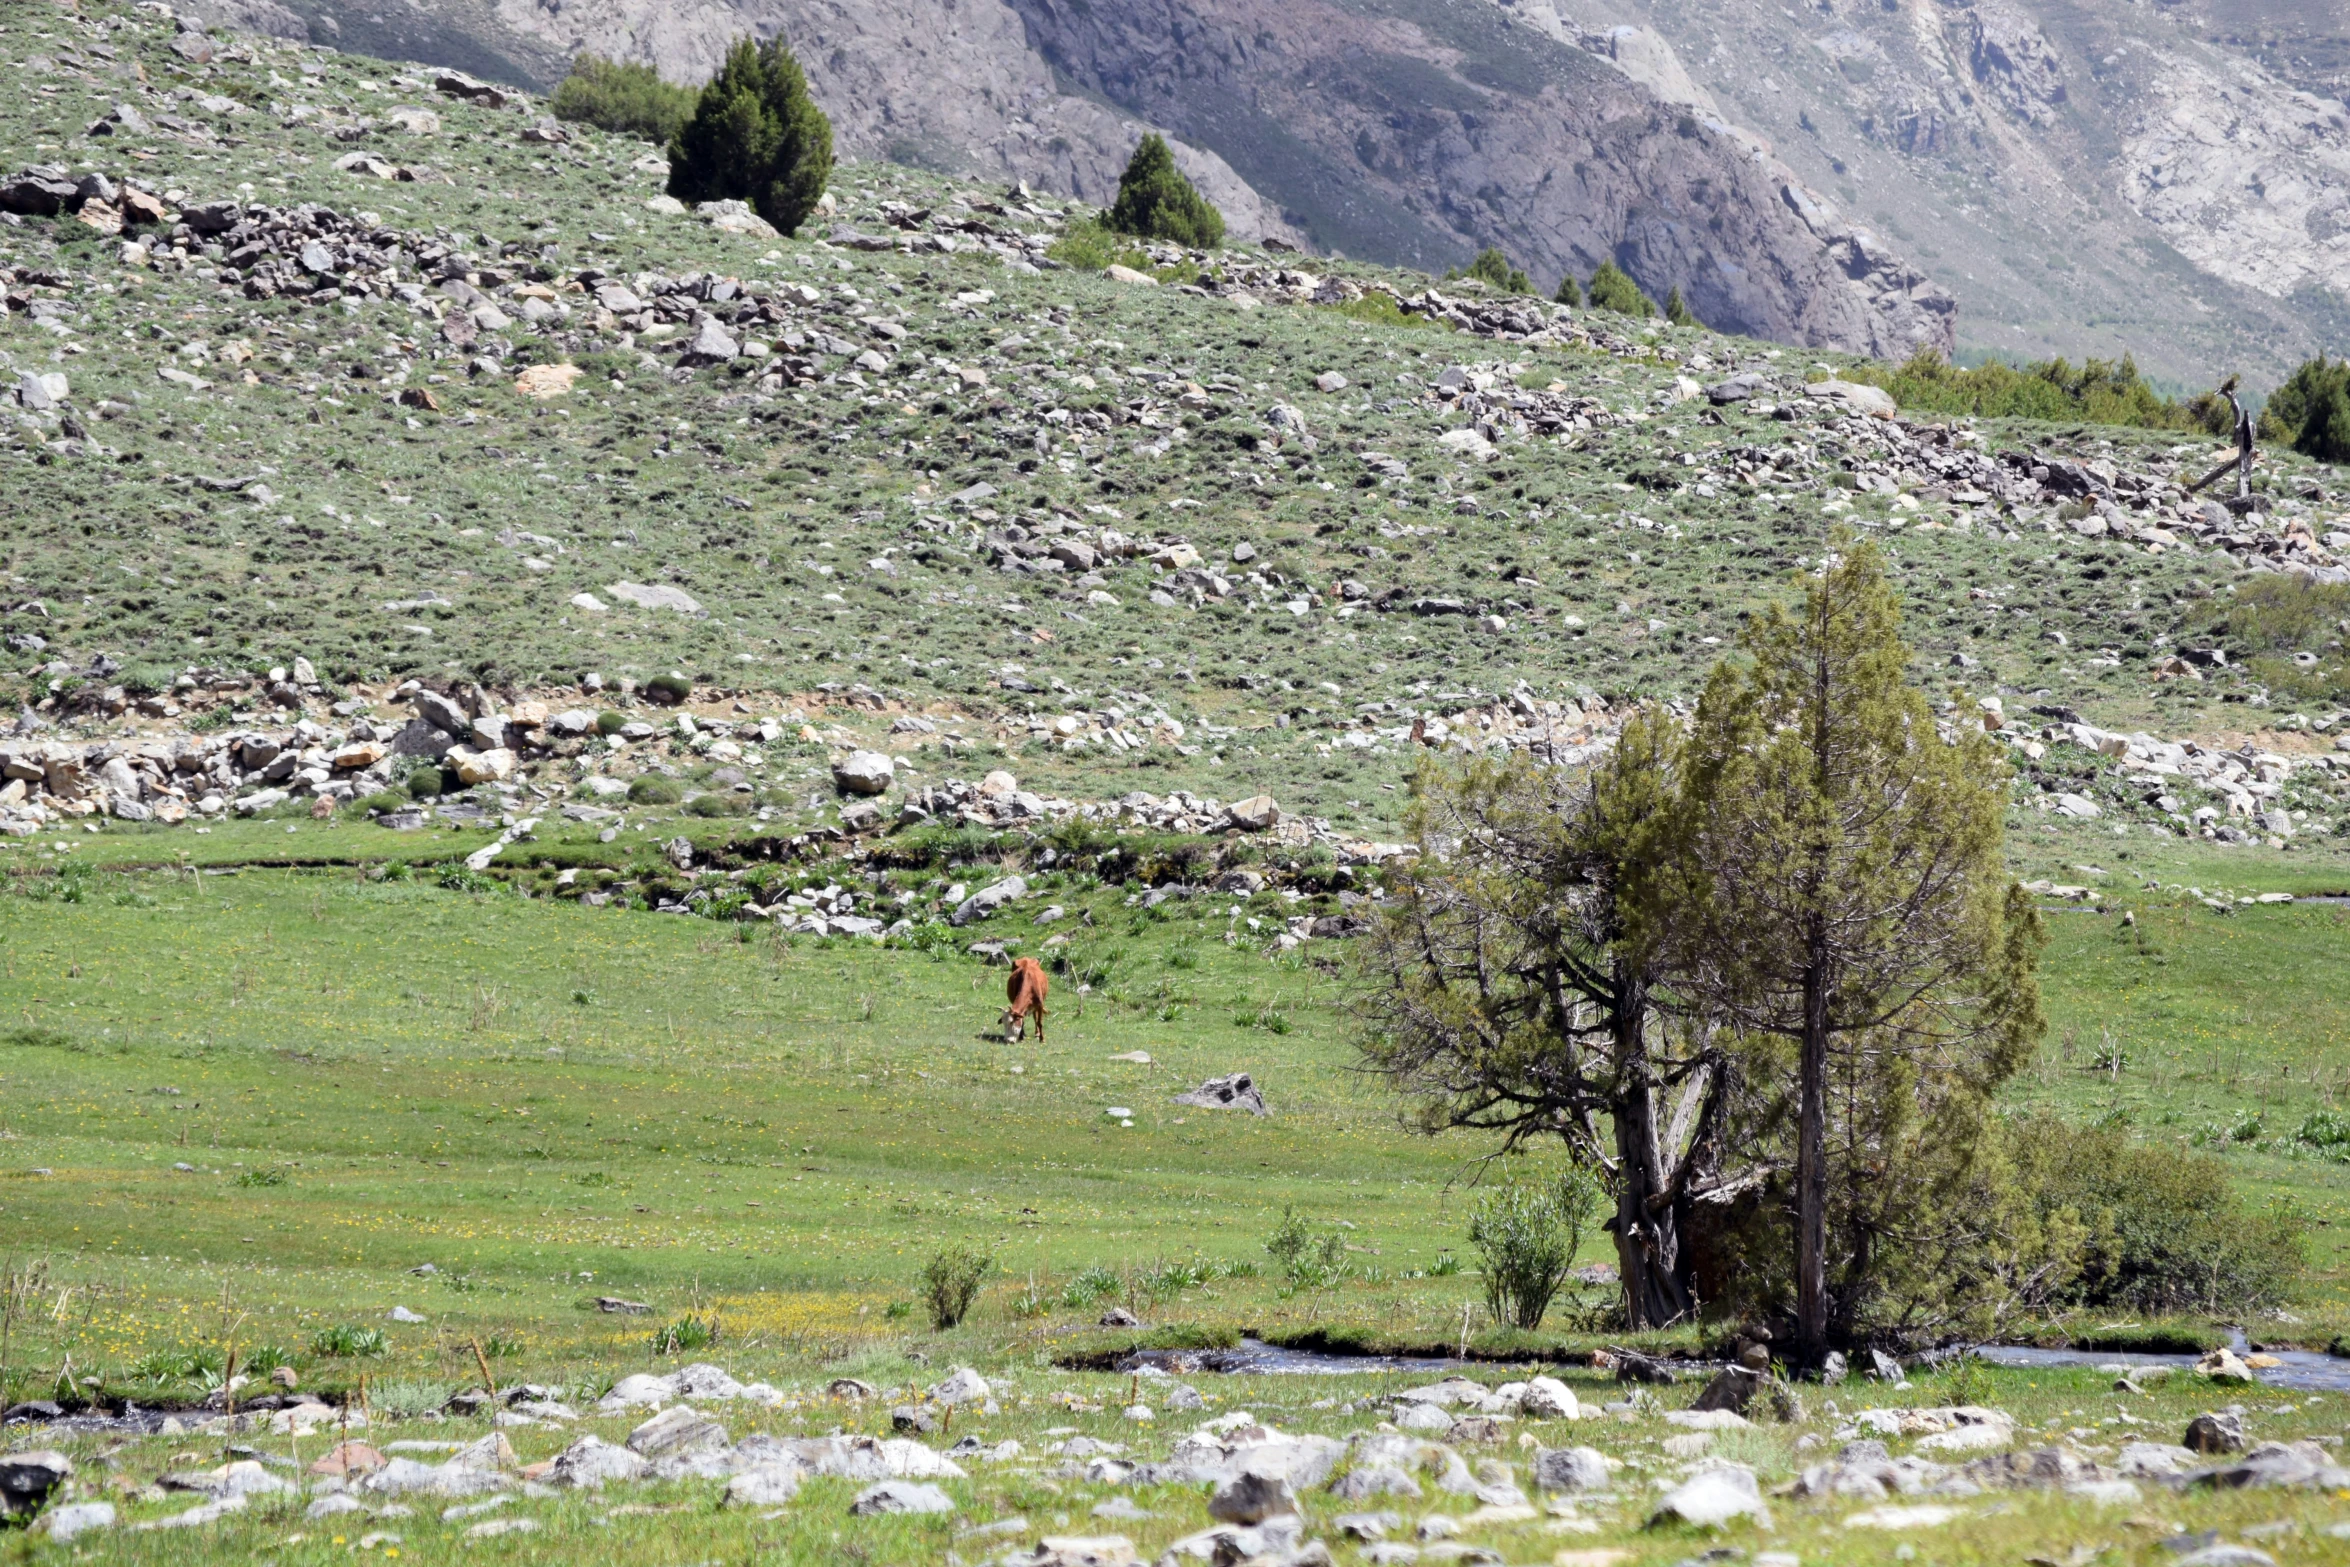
[2010,1115,2308,1314]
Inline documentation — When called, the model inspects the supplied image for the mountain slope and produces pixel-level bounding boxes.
[2,1,2346,854]
[189,0,1955,358]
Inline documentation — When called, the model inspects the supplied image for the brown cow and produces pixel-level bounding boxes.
[1001,956,1049,1044]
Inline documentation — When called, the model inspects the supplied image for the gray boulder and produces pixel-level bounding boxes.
[549,1435,651,1489]
[1173,1073,1268,1115]
[1530,1446,1611,1494]
[34,1501,115,1542]
[850,1479,956,1515]
[0,1450,70,1517]
[1208,1472,1299,1524]
[832,750,895,796]
[627,1404,729,1458]
[2185,1410,2245,1454]
[724,1466,805,1506]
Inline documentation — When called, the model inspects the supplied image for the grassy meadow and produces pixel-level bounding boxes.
[4,825,2350,1562]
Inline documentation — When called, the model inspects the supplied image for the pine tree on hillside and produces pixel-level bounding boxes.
[1664,285,1699,329]
[1450,246,1532,294]
[1106,134,1226,249]
[1554,272,1583,307]
[666,35,833,237]
[1587,260,1657,318]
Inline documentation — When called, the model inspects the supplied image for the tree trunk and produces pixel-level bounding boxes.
[1607,974,1695,1330]
[1796,948,1830,1363]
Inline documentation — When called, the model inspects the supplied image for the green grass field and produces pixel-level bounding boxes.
[6,839,2350,1561]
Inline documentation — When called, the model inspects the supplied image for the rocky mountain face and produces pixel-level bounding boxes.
[1473,0,2350,385]
[188,0,1956,359]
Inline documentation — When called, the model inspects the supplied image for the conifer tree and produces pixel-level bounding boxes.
[1587,260,1657,317]
[1673,539,2042,1362]
[667,34,833,236]
[1106,134,1225,249]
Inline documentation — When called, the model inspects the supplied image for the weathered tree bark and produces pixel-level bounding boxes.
[1796,946,1830,1363]
[1607,984,1696,1329]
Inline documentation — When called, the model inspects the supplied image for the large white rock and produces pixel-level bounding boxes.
[929,1367,990,1407]
[607,581,704,615]
[832,750,895,796]
[850,1479,956,1515]
[1650,1465,1768,1528]
[549,1435,650,1489]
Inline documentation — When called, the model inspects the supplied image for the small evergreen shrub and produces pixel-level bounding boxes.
[687,791,751,817]
[1449,247,1531,294]
[1554,273,1582,307]
[1105,134,1225,249]
[596,710,629,736]
[666,35,833,236]
[1851,349,2202,429]
[642,673,692,705]
[405,767,443,799]
[1586,261,1657,317]
[2262,355,2350,462]
[921,1245,993,1329]
[551,53,696,145]
[628,775,683,805]
[1664,285,1699,328]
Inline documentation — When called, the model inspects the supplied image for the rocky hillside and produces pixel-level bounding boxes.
[183,0,1956,360]
[3,1,2349,855]
[229,0,2350,386]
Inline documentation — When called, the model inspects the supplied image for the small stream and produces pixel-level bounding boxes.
[1120,1335,2350,1391]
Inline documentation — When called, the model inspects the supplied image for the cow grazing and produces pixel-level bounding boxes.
[1001,956,1049,1044]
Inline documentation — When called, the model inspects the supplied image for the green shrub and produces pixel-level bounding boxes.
[666,35,833,236]
[920,1244,994,1329]
[1553,273,1582,307]
[1048,217,1149,274]
[551,52,696,145]
[1060,1265,1120,1308]
[1105,134,1225,249]
[687,791,752,818]
[642,673,692,705]
[1448,247,1531,295]
[1846,348,2200,429]
[369,1379,453,1417]
[405,767,443,799]
[310,1324,389,1358]
[2261,355,2350,462]
[357,790,408,816]
[1586,260,1656,317]
[2008,1115,2306,1314]
[118,661,178,697]
[1664,285,1699,328]
[596,710,629,736]
[651,1313,721,1354]
[2185,573,2350,658]
[2295,1110,2350,1159]
[232,1166,288,1188]
[133,1346,225,1383]
[1265,1205,1350,1290]
[629,774,683,806]
[1466,1169,1600,1330]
